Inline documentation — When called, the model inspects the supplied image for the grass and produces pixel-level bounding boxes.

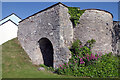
[2,38,79,78]
[2,38,119,78]
[0,45,2,79]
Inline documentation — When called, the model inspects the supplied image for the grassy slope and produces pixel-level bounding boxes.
[0,45,2,79]
[2,38,76,78]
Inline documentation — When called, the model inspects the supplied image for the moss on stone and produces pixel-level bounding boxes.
[68,7,85,27]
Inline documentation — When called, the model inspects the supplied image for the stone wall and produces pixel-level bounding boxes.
[74,9,113,54]
[18,3,73,68]
[18,2,119,68]
[59,5,73,47]
[112,21,120,55]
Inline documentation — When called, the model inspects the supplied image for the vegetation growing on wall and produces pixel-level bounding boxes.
[68,7,85,27]
[55,39,119,78]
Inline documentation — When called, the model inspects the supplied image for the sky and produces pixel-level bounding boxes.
[2,2,119,21]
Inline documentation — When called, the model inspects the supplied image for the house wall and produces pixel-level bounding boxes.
[0,21,18,45]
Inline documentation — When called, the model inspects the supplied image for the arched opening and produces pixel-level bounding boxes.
[38,38,54,67]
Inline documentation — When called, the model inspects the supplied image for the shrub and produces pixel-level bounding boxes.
[68,7,85,27]
[56,39,119,78]
[47,66,54,72]
[39,64,47,68]
[85,39,96,49]
[70,39,95,57]
[83,53,119,77]
[39,64,55,72]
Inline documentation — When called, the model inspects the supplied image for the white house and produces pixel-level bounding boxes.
[0,13,21,45]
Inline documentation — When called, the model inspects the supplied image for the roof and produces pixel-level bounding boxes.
[19,2,68,23]
[0,13,22,25]
[0,19,18,26]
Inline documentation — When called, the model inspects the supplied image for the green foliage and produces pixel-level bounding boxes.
[70,39,82,55]
[68,7,85,27]
[70,39,95,57]
[78,46,92,57]
[4,38,118,78]
[83,53,119,77]
[40,64,55,72]
[72,40,82,49]
[47,67,55,72]
[39,64,47,69]
[85,39,96,49]
[56,39,119,78]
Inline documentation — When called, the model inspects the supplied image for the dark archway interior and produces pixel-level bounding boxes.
[38,38,54,67]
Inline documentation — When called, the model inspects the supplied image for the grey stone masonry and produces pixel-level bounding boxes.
[18,2,119,68]
[112,21,120,55]
[74,9,113,54]
[18,3,73,68]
